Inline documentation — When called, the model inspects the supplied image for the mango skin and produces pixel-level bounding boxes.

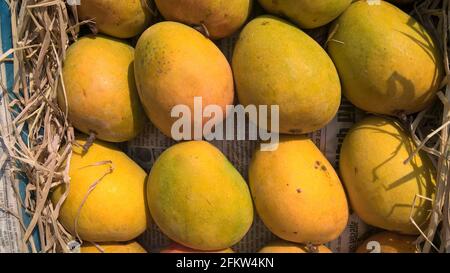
[58,35,145,142]
[259,241,332,253]
[147,141,253,251]
[233,16,341,134]
[78,0,151,38]
[356,232,417,253]
[328,1,443,115]
[258,0,352,29]
[249,136,349,244]
[51,139,148,242]
[160,243,234,253]
[340,116,436,234]
[135,22,234,138]
[155,0,252,39]
[81,241,147,253]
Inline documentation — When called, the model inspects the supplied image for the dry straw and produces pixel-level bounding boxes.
[0,0,80,253]
[411,0,450,253]
[0,0,449,253]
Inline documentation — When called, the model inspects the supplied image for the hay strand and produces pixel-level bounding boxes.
[0,0,79,253]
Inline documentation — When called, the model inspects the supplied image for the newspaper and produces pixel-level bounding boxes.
[0,1,22,253]
[125,32,371,252]
[0,153,22,254]
[0,76,23,253]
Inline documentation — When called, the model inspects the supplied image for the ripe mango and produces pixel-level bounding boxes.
[160,243,234,253]
[233,16,341,134]
[155,0,252,39]
[58,35,145,143]
[328,1,442,115]
[259,241,332,253]
[356,232,417,253]
[52,138,148,242]
[249,136,349,244]
[135,22,234,138]
[81,241,147,253]
[78,0,151,38]
[339,116,435,234]
[258,0,352,29]
[147,141,253,251]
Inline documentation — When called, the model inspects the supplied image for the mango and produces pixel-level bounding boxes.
[258,0,352,29]
[78,0,151,38]
[147,141,253,251]
[259,241,332,253]
[327,1,442,115]
[232,16,341,134]
[160,243,234,253]
[58,35,145,143]
[135,22,234,138]
[81,241,147,253]
[249,136,349,244]
[52,138,148,242]
[155,0,252,39]
[356,232,417,253]
[340,116,435,234]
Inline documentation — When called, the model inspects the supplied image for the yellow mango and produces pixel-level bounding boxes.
[147,141,253,251]
[52,138,148,242]
[160,243,234,253]
[259,241,332,253]
[328,1,442,115]
[78,0,151,38]
[233,16,341,134]
[258,0,352,29]
[356,232,417,253]
[155,0,252,39]
[81,241,147,253]
[249,136,349,244]
[135,22,234,138]
[340,116,435,234]
[58,35,145,142]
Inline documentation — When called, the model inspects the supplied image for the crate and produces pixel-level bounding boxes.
[0,0,449,253]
